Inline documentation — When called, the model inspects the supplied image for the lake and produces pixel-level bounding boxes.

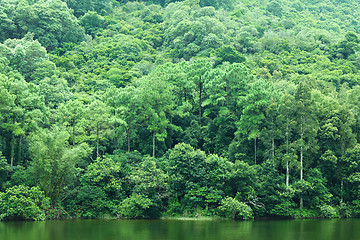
[1,219,360,240]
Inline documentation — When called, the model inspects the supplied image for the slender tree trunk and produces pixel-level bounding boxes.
[96,124,99,159]
[152,131,156,158]
[286,161,289,188]
[272,137,275,164]
[72,123,75,146]
[300,117,304,209]
[254,137,257,165]
[340,178,344,203]
[10,134,15,168]
[18,135,22,165]
[127,119,132,152]
[300,118,304,181]
[199,80,203,122]
[127,129,131,152]
[286,120,289,188]
[300,143,303,180]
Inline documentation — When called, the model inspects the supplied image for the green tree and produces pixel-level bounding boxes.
[237,78,277,164]
[136,71,176,157]
[58,99,86,146]
[0,185,50,221]
[29,127,90,203]
[85,99,111,159]
[218,196,253,220]
[0,71,47,167]
[0,0,85,50]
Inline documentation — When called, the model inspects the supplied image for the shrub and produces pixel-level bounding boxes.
[118,193,154,219]
[0,185,50,221]
[320,205,339,218]
[218,197,253,220]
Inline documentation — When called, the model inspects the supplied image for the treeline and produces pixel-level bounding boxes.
[2,0,360,220]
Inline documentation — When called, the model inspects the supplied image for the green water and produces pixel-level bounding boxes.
[1,219,360,240]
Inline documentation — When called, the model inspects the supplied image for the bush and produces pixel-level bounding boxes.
[217,197,253,220]
[320,205,339,218]
[270,201,296,218]
[118,193,154,219]
[292,208,319,219]
[0,185,50,221]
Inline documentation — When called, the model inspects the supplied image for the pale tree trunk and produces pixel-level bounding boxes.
[96,124,99,159]
[18,135,22,165]
[127,119,132,152]
[286,120,290,188]
[10,135,15,168]
[199,80,203,122]
[300,117,304,181]
[152,131,156,158]
[254,137,257,165]
[72,123,76,146]
[340,178,344,203]
[272,137,275,164]
[127,128,131,152]
[300,117,304,209]
[286,161,289,188]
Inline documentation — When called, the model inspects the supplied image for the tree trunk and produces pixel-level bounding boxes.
[152,131,156,158]
[272,137,275,164]
[340,178,344,203]
[72,122,76,146]
[127,128,131,152]
[286,120,289,188]
[300,144,303,180]
[286,160,289,188]
[254,137,257,165]
[18,135,22,165]
[10,135,15,168]
[199,80,203,122]
[300,117,304,209]
[96,124,99,159]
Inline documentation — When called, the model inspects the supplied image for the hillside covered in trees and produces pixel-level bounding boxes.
[2,0,360,220]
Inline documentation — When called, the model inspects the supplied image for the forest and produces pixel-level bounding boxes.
[1,0,360,221]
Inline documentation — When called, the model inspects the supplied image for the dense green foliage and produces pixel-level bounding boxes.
[2,0,360,220]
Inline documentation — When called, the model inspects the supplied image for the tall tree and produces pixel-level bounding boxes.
[294,82,318,208]
[58,99,86,146]
[29,127,90,203]
[237,78,277,164]
[86,99,111,159]
[136,70,176,157]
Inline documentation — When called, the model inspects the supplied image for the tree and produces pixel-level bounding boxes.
[218,196,253,220]
[104,86,136,152]
[29,127,90,203]
[0,71,48,167]
[0,0,85,50]
[85,99,111,159]
[58,99,86,146]
[126,157,169,218]
[0,151,10,191]
[63,0,113,17]
[237,78,277,164]
[278,93,297,188]
[0,185,50,221]
[203,63,251,155]
[77,155,129,217]
[163,1,226,59]
[186,58,213,122]
[167,143,208,204]
[294,82,318,208]
[79,11,107,36]
[135,70,176,157]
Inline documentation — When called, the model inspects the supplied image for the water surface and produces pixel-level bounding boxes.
[1,219,360,240]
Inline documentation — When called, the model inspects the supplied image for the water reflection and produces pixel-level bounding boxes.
[1,219,359,240]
